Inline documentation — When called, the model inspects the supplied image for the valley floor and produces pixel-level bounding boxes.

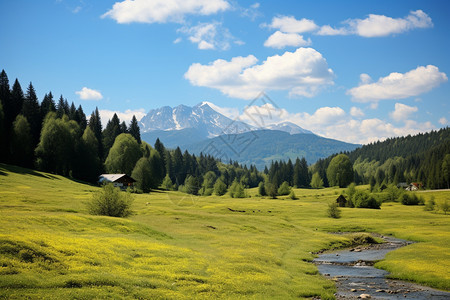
[0,164,449,299]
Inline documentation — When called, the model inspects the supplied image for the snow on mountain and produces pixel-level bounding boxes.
[264,122,313,135]
[139,102,253,138]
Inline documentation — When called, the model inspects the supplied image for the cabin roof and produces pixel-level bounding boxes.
[99,174,136,183]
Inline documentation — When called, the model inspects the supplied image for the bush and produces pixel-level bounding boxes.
[229,180,246,198]
[258,182,266,196]
[401,193,424,205]
[424,195,435,211]
[439,199,449,215]
[87,184,133,217]
[213,178,227,196]
[161,174,174,191]
[327,202,341,218]
[351,190,381,209]
[277,181,291,196]
[288,190,297,200]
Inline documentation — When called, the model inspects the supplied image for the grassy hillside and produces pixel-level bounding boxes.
[0,163,449,299]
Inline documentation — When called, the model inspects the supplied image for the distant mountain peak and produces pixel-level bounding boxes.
[264,121,313,135]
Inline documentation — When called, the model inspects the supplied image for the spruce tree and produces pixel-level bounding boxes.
[22,82,42,148]
[103,113,121,158]
[129,115,141,144]
[40,92,56,120]
[75,105,87,131]
[88,107,103,161]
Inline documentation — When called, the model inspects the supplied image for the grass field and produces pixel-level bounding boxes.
[0,163,449,299]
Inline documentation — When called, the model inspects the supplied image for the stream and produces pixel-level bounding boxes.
[314,235,450,299]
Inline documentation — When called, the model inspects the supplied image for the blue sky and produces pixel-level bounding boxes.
[0,0,449,144]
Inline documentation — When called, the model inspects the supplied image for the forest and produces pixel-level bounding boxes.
[1,69,449,197]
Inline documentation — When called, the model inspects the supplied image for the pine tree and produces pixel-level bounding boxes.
[56,95,68,118]
[0,71,11,161]
[40,92,56,120]
[88,107,103,161]
[103,113,121,158]
[129,115,141,144]
[120,121,127,133]
[75,105,87,131]
[22,82,42,148]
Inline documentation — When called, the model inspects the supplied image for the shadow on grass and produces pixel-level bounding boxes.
[0,163,60,180]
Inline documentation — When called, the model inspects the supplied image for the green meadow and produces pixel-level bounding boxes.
[0,163,449,299]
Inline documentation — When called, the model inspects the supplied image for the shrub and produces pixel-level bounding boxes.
[87,184,133,217]
[161,174,174,191]
[265,182,277,199]
[439,199,449,215]
[424,195,435,211]
[401,193,424,205]
[277,181,291,196]
[352,190,381,209]
[258,182,266,196]
[327,202,341,218]
[229,180,246,198]
[288,190,297,200]
[214,178,227,196]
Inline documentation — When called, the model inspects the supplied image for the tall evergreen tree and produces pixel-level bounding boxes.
[40,92,56,120]
[129,115,141,144]
[56,95,69,118]
[69,102,77,120]
[10,79,24,121]
[75,105,87,131]
[0,70,11,123]
[88,107,103,161]
[154,138,165,174]
[0,103,5,161]
[120,121,127,133]
[22,82,42,148]
[103,113,121,159]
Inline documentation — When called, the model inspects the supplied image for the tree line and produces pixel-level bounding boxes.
[1,68,447,195]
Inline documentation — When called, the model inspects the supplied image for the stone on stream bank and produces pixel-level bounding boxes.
[314,233,450,299]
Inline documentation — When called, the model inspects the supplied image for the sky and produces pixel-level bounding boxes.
[0,0,449,144]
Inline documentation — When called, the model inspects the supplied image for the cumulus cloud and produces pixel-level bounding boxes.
[317,10,433,37]
[439,117,448,126]
[184,47,334,100]
[266,16,318,33]
[350,107,365,117]
[102,0,230,24]
[264,31,311,48]
[178,22,234,50]
[75,87,103,100]
[209,102,436,144]
[347,65,448,103]
[99,109,146,128]
[389,103,418,122]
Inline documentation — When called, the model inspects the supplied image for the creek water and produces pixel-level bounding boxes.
[314,235,450,299]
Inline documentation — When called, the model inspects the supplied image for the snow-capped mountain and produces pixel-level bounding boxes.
[139,102,253,138]
[264,122,313,135]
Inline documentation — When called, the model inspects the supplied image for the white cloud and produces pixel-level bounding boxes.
[264,31,311,48]
[240,2,261,20]
[267,16,318,33]
[348,65,448,103]
[317,25,349,36]
[389,103,418,122]
[99,109,146,128]
[102,0,230,24]
[173,37,182,44]
[75,87,103,101]
[317,10,433,37]
[185,47,334,100]
[178,22,235,50]
[208,102,436,144]
[439,117,448,125]
[350,107,364,117]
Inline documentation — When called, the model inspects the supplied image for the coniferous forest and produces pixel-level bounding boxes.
[1,69,449,195]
